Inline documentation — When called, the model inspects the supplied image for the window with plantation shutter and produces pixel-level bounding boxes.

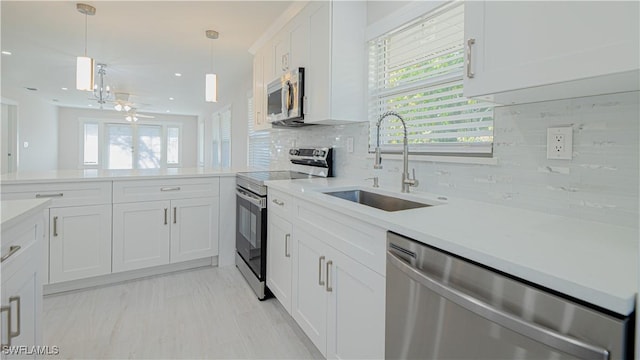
[247,95,271,168]
[368,1,494,156]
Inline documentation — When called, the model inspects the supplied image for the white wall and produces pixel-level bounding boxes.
[57,107,198,169]
[202,71,250,169]
[1,89,58,171]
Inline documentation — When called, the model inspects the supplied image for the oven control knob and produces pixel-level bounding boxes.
[313,150,325,157]
[289,149,299,156]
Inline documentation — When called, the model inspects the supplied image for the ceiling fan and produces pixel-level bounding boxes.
[124,108,155,122]
[112,92,155,121]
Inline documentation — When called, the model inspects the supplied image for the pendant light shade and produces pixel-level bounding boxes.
[205,30,219,103]
[76,3,96,91]
[76,56,95,91]
[205,73,217,102]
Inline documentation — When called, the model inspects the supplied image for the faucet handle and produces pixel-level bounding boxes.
[365,176,379,188]
[405,168,419,187]
[373,147,383,169]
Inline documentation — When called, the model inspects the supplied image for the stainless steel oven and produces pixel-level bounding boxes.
[235,186,267,298]
[386,232,633,359]
[235,147,333,300]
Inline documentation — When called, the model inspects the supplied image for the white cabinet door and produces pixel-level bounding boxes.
[1,208,44,360]
[253,50,269,131]
[267,212,293,314]
[113,201,170,272]
[273,31,290,75]
[170,197,219,263]
[1,269,38,360]
[289,13,310,69]
[292,230,328,357]
[326,247,385,360]
[49,205,112,283]
[464,1,640,104]
[306,1,331,124]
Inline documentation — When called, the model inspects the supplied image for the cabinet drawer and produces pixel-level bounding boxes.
[1,182,111,207]
[295,199,387,276]
[268,188,293,219]
[113,177,219,203]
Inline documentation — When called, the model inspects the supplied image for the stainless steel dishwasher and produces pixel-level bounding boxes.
[386,232,634,359]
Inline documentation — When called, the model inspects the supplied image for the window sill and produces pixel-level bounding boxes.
[365,153,498,166]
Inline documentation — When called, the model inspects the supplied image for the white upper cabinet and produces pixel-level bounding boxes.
[305,1,366,124]
[251,0,367,127]
[463,1,640,105]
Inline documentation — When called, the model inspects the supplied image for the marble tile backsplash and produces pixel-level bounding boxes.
[259,92,639,228]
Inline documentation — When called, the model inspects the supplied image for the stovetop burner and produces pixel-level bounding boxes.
[236,147,333,197]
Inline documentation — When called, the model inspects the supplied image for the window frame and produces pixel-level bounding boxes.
[78,117,183,170]
[367,0,495,159]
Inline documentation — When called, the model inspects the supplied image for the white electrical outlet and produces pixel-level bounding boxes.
[546,127,573,160]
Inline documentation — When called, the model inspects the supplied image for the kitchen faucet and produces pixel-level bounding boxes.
[374,111,418,193]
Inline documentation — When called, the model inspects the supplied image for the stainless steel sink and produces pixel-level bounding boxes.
[324,189,432,212]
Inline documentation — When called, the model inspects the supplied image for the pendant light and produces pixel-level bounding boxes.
[205,30,219,103]
[76,3,96,91]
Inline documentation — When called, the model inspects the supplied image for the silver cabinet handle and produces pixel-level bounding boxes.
[8,296,20,340]
[1,245,21,263]
[272,199,285,206]
[173,207,177,224]
[285,234,290,258]
[326,261,333,292]
[35,193,63,198]
[160,187,181,192]
[318,256,325,286]
[466,38,476,79]
[387,251,610,360]
[164,208,168,225]
[53,216,59,237]
[1,305,11,348]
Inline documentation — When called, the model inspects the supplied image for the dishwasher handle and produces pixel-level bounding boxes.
[387,251,610,360]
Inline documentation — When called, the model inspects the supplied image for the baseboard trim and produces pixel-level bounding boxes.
[44,256,218,296]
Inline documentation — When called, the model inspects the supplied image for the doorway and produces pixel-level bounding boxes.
[1,102,18,174]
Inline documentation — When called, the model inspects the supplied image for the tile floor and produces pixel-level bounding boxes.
[43,266,323,359]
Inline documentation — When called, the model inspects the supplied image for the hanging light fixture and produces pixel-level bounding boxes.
[205,30,219,103]
[92,63,112,108]
[76,3,96,91]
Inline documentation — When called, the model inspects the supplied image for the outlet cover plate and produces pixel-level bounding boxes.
[546,127,573,160]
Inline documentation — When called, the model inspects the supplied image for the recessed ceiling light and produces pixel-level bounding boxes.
[174,73,182,77]
[166,110,171,113]
[61,87,68,91]
[169,97,174,100]
[1,51,12,55]
[25,87,38,91]
[52,99,59,102]
[88,104,93,107]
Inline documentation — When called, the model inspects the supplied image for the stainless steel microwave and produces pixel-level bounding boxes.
[266,67,306,127]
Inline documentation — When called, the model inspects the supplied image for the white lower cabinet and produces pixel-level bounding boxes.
[113,197,219,273]
[1,202,46,359]
[291,229,385,359]
[49,205,112,283]
[170,197,219,263]
[267,212,293,313]
[292,230,329,355]
[113,201,171,272]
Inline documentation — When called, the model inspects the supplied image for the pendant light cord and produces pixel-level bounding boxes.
[210,41,213,72]
[84,13,88,56]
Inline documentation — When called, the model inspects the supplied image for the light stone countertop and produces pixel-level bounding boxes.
[0,167,259,185]
[1,198,50,230]
[265,177,638,316]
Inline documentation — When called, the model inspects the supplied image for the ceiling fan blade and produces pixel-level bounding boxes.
[136,113,155,119]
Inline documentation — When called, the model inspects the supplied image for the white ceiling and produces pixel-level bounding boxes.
[1,1,291,116]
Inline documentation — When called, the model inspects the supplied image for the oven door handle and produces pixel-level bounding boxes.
[236,188,266,209]
[387,251,610,360]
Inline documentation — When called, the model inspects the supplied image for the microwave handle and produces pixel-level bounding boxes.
[281,81,289,117]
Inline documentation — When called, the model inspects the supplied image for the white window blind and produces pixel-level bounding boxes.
[247,96,271,168]
[368,1,494,155]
